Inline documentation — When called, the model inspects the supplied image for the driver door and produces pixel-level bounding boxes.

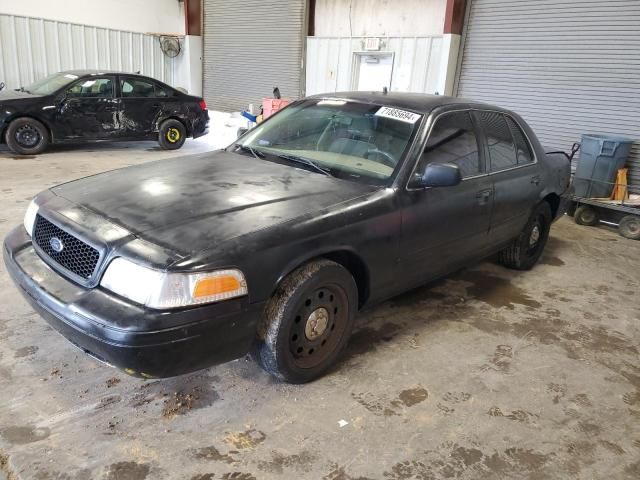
[399,110,493,286]
[54,76,121,140]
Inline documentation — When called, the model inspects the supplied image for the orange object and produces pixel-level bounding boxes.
[611,168,629,201]
[262,98,291,119]
[193,275,241,298]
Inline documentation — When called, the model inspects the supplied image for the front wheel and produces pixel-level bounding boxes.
[158,119,186,150]
[499,202,552,271]
[6,117,49,155]
[252,259,357,383]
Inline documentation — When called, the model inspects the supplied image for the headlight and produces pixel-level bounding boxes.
[23,199,39,236]
[100,257,248,309]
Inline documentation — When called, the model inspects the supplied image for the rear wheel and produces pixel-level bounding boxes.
[6,117,49,155]
[252,259,357,383]
[619,215,640,240]
[158,119,186,150]
[499,202,552,270]
[574,205,599,226]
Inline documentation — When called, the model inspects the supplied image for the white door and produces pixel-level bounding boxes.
[354,54,393,92]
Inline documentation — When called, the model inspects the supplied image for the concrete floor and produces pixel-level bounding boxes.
[0,133,639,480]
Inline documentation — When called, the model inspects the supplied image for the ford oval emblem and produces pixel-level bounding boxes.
[50,237,64,253]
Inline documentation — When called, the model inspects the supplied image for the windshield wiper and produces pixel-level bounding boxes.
[272,153,332,177]
[233,143,264,160]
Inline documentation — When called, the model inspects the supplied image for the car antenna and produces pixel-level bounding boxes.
[382,86,388,94]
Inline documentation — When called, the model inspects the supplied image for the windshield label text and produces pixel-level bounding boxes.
[374,107,421,124]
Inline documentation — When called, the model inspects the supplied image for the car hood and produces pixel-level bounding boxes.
[0,89,42,101]
[51,151,378,255]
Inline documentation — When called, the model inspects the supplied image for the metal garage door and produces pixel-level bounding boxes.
[203,0,307,112]
[455,0,640,185]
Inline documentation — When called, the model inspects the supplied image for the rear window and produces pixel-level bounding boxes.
[478,111,517,172]
[506,116,534,165]
[121,78,172,98]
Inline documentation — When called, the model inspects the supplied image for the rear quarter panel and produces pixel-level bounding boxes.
[156,94,205,137]
[511,112,571,204]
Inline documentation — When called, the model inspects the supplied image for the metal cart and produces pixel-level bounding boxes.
[568,178,640,240]
[548,143,640,240]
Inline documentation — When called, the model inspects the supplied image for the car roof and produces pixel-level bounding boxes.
[58,70,159,81]
[308,91,501,115]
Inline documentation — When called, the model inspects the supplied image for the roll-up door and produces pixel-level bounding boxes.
[455,0,640,185]
[203,0,307,112]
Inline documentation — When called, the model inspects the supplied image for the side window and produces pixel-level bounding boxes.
[505,116,534,165]
[414,111,481,179]
[479,111,517,172]
[121,78,156,98]
[154,85,174,98]
[66,78,113,98]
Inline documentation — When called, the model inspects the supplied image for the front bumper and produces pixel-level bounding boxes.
[3,226,262,378]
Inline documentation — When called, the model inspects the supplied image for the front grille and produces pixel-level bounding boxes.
[33,215,100,280]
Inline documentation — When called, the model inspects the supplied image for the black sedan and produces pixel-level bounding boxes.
[0,70,209,155]
[4,92,571,383]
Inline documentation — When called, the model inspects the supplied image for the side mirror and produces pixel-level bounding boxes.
[236,127,249,138]
[419,163,462,188]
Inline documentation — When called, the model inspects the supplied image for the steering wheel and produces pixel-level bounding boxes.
[364,148,396,168]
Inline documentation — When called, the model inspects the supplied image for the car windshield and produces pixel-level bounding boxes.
[22,72,80,95]
[234,99,422,185]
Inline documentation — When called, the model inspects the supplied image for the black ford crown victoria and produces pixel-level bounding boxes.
[4,92,571,383]
[0,70,209,155]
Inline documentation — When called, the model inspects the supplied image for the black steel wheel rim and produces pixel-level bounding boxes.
[15,124,41,148]
[525,215,546,257]
[288,283,348,369]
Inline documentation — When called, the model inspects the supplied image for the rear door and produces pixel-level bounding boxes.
[54,76,121,140]
[400,110,494,286]
[119,76,170,136]
[475,110,542,244]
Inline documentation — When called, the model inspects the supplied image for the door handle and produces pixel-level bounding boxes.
[476,188,493,205]
[530,175,541,185]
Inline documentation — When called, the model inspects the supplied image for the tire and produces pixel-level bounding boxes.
[5,117,49,155]
[499,202,552,271]
[158,119,186,150]
[619,215,640,240]
[574,205,599,226]
[252,259,358,383]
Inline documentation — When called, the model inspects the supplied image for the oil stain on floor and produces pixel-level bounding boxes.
[455,270,542,309]
[0,425,50,445]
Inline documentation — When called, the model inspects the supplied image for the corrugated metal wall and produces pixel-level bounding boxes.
[455,0,640,185]
[306,36,444,96]
[0,13,175,90]
[203,0,307,111]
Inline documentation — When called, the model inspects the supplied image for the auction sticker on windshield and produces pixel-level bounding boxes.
[375,107,421,124]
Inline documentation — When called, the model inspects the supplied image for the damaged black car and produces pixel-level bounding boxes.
[4,92,572,383]
[0,70,209,155]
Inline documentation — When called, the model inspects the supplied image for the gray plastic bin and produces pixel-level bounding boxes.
[574,134,633,198]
